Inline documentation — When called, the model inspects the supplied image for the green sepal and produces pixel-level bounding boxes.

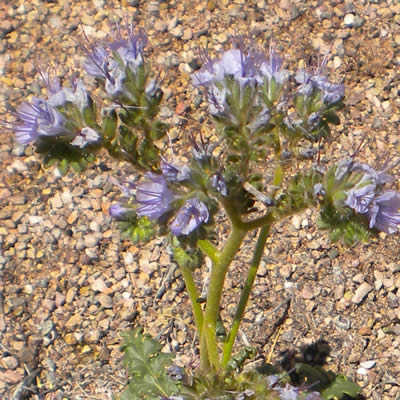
[102,108,118,140]
[276,168,322,215]
[295,94,305,116]
[119,216,155,244]
[172,242,204,270]
[318,207,370,246]
[81,95,98,129]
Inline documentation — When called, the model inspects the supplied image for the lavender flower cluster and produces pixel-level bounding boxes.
[12,74,99,148]
[10,20,158,151]
[110,158,209,237]
[191,39,344,141]
[82,22,152,99]
[191,40,289,126]
[335,159,400,234]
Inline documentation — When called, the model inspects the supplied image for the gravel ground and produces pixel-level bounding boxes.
[1,0,400,399]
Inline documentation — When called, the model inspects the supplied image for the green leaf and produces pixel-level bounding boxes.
[295,363,361,400]
[321,375,361,400]
[120,328,178,399]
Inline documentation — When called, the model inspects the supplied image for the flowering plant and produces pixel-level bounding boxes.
[6,21,400,399]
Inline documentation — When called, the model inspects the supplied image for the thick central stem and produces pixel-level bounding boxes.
[201,225,247,370]
[222,220,273,366]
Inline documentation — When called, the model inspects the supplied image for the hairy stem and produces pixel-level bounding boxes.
[198,239,220,265]
[222,221,273,366]
[179,264,204,339]
[200,225,247,371]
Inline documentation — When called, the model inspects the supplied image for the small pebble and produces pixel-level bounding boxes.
[352,283,373,304]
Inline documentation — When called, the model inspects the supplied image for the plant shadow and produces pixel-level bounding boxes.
[257,339,365,400]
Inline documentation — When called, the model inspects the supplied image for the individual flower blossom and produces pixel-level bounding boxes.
[307,112,321,127]
[345,183,376,214]
[136,173,174,220]
[109,203,130,218]
[48,79,92,112]
[70,127,100,148]
[335,159,392,186]
[207,85,232,118]
[161,157,192,182]
[295,68,344,105]
[108,20,148,70]
[192,44,266,89]
[13,98,66,144]
[170,198,209,236]
[83,45,110,79]
[259,44,289,86]
[368,191,400,234]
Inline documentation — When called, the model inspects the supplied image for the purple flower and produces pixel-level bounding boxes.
[170,198,209,236]
[192,44,266,89]
[82,22,147,97]
[70,127,100,148]
[109,21,147,69]
[259,44,289,85]
[48,79,91,112]
[276,384,300,400]
[345,184,376,214]
[160,157,191,182]
[83,45,110,79]
[207,85,233,118]
[13,98,65,144]
[109,203,130,218]
[295,69,344,105]
[210,173,228,196]
[136,173,174,220]
[335,160,392,186]
[368,191,400,234]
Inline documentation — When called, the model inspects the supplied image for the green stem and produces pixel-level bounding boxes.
[241,212,274,231]
[222,222,273,366]
[201,225,247,371]
[198,239,220,265]
[272,163,284,188]
[179,263,204,339]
